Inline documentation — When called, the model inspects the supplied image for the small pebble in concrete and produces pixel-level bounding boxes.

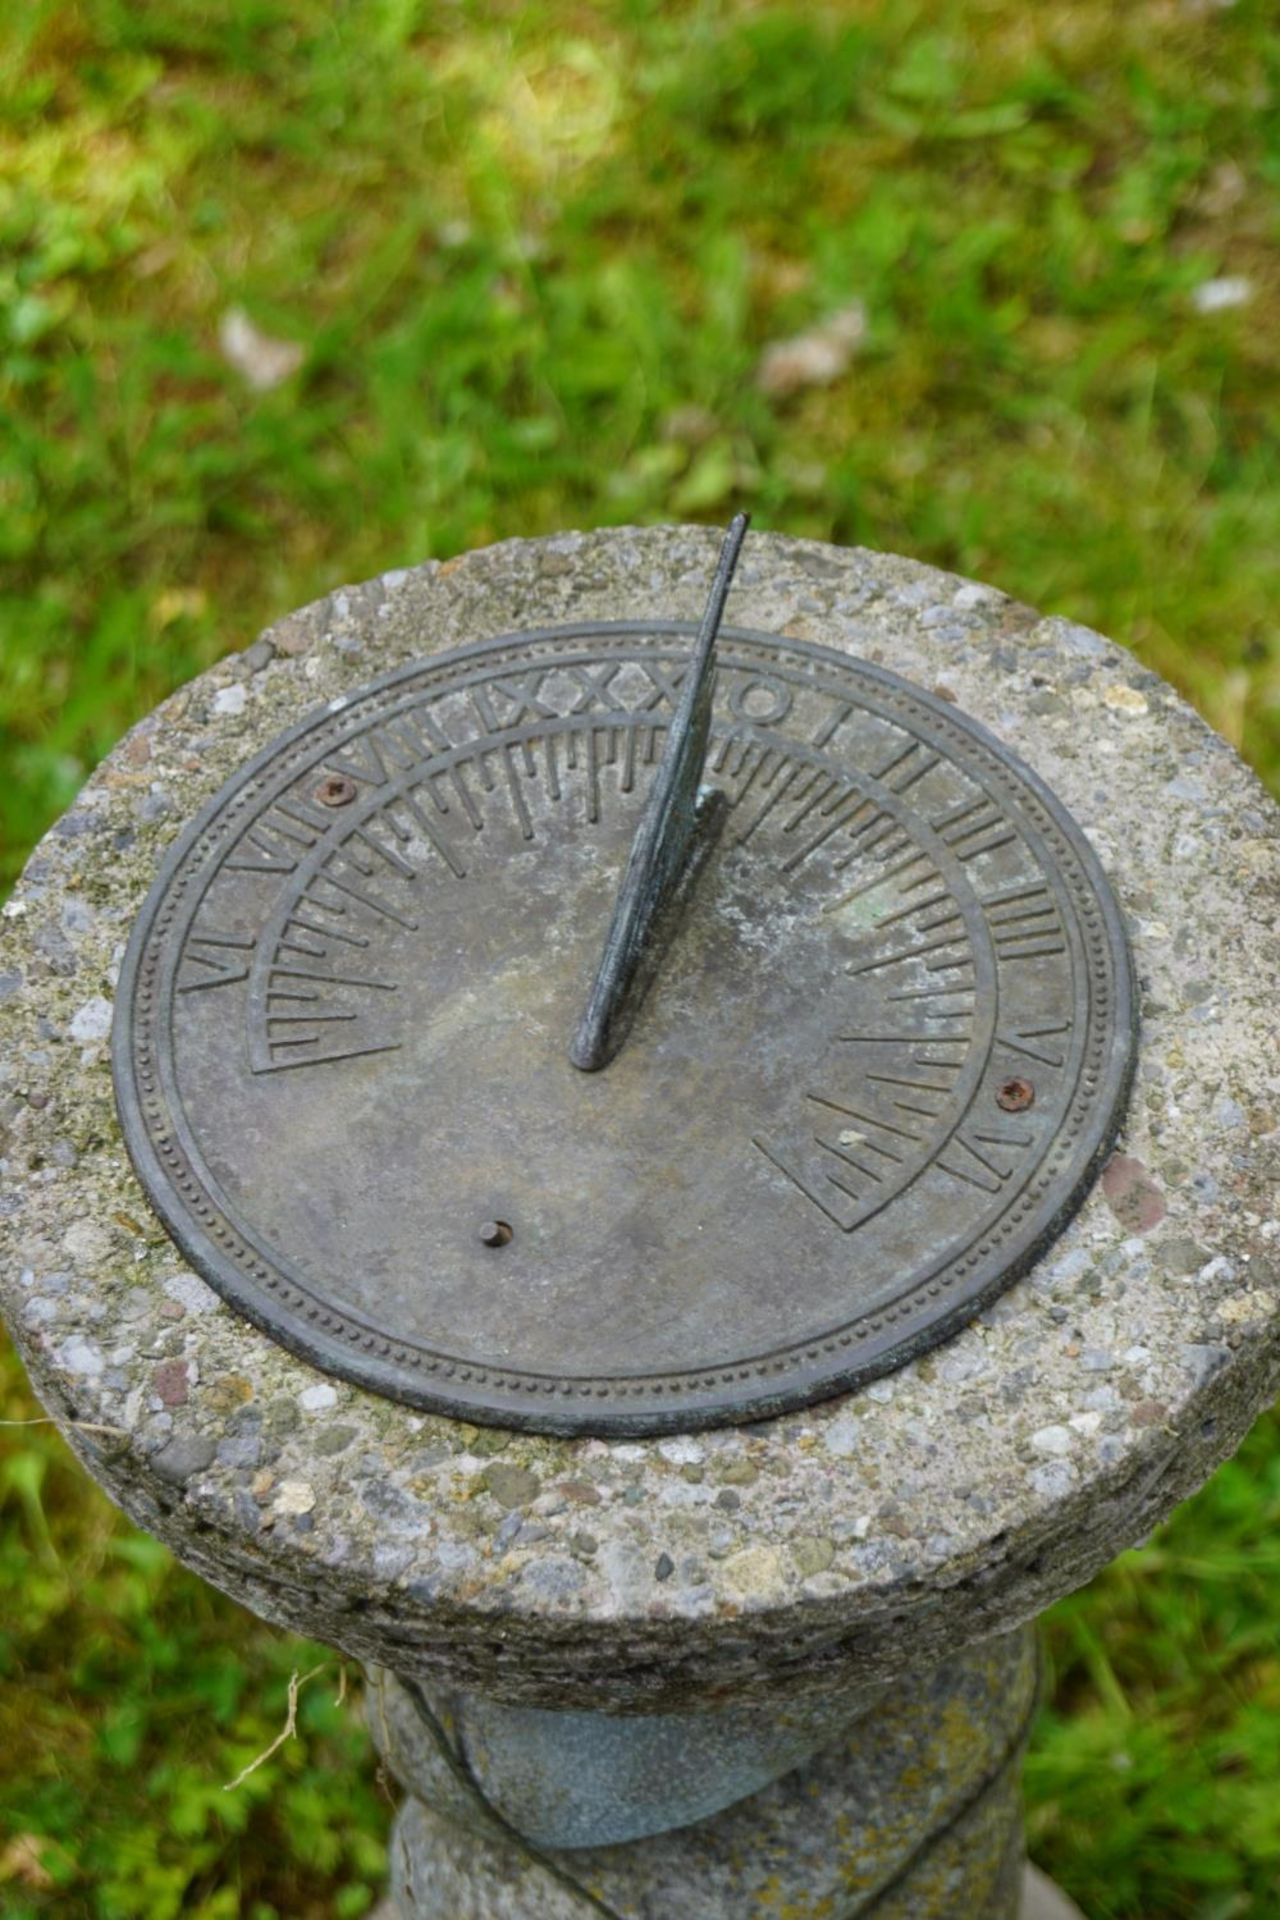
[68,997,112,1044]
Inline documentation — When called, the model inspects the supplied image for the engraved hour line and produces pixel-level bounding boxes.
[867,1071,954,1095]
[932,795,1019,863]
[247,711,700,1074]
[268,1009,357,1026]
[782,772,844,835]
[735,761,818,845]
[839,1029,968,1047]
[286,910,370,949]
[269,965,395,992]
[272,713,711,955]
[805,1093,912,1158]
[751,1135,860,1233]
[816,1135,884,1182]
[317,868,419,930]
[352,825,418,880]
[473,747,496,796]
[871,888,952,931]
[845,915,968,977]
[781,788,879,874]
[449,765,484,829]
[710,734,762,784]
[397,788,468,879]
[833,784,1027,904]
[586,725,601,823]
[888,982,973,1003]
[502,743,535,841]
[260,1038,401,1071]
[874,741,941,798]
[620,725,637,794]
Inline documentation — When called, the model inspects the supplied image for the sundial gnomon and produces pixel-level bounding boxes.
[114,524,1134,1433]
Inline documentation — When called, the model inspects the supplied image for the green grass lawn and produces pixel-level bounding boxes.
[2,2,1278,1913]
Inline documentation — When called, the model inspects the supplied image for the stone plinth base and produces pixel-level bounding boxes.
[370,1629,1037,1918]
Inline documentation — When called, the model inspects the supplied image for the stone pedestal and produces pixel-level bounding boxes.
[369,1630,1037,1917]
[3,527,1278,1918]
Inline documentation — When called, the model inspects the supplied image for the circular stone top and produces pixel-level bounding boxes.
[3,527,1279,1713]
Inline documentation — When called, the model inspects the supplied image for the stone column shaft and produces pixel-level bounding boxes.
[370,1630,1037,1919]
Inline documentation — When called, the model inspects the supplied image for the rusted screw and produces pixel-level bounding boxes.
[996,1077,1035,1113]
[478,1220,513,1248]
[314,773,358,808]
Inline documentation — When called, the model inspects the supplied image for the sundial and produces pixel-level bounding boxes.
[113,520,1135,1434]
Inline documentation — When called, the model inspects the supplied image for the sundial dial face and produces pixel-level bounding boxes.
[114,601,1135,1434]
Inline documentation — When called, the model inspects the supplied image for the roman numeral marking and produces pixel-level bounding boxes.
[810,702,852,750]
[471,671,558,731]
[876,740,941,797]
[982,882,1066,962]
[932,795,1017,863]
[178,931,255,992]
[635,660,688,712]
[936,1125,1033,1194]
[261,803,324,851]
[321,732,394,790]
[564,663,621,714]
[225,822,300,874]
[999,1019,1070,1067]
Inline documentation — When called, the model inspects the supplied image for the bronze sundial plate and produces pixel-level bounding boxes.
[113,623,1135,1435]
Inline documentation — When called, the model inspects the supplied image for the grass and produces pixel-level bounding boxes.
[0,0,1278,1912]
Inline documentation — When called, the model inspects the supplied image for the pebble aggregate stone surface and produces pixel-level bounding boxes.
[2,526,1279,1714]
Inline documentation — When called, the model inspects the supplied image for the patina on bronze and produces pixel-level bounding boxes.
[571,512,746,1072]
[112,531,1136,1434]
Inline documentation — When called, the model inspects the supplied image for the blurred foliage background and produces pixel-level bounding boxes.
[1,0,1278,1914]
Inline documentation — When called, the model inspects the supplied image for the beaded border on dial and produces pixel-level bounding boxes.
[114,622,1135,1432]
